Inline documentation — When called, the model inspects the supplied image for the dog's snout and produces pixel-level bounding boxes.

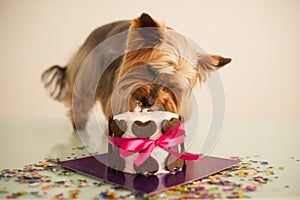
[141,97,154,107]
[149,104,165,111]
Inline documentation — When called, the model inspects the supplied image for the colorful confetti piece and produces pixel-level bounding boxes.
[0,155,285,199]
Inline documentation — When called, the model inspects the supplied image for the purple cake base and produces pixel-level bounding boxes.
[60,154,240,195]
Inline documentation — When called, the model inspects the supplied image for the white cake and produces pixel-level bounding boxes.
[108,111,185,174]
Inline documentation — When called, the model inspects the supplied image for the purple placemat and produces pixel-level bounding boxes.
[60,154,240,195]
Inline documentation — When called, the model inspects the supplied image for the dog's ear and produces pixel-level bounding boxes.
[209,54,232,68]
[197,53,231,82]
[131,13,162,29]
[129,13,163,44]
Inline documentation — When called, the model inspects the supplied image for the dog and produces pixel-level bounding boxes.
[42,13,231,129]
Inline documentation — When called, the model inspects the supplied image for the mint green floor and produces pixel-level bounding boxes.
[0,118,299,199]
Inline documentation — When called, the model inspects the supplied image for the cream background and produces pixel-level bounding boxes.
[1,2,300,197]
[0,0,299,120]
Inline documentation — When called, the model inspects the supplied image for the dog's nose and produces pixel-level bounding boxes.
[141,97,154,107]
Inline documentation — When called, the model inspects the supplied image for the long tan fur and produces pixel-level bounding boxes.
[42,13,231,129]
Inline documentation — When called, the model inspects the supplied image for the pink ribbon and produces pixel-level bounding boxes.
[108,123,202,167]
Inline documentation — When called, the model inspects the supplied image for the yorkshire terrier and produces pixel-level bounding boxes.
[42,13,231,129]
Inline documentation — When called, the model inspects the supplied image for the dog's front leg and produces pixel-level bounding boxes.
[69,96,94,130]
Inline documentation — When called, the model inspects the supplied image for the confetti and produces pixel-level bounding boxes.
[100,189,117,199]
[55,192,64,198]
[69,189,80,198]
[29,182,41,187]
[6,191,28,199]
[76,146,86,150]
[145,156,281,199]
[41,185,52,190]
[0,155,283,199]
[261,161,269,165]
[246,185,257,191]
[254,176,269,184]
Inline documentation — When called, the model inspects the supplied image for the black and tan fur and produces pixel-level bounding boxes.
[42,13,231,129]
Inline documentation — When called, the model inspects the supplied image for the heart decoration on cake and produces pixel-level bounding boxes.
[132,120,157,138]
[108,111,202,175]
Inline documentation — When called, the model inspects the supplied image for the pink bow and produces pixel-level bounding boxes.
[108,123,202,167]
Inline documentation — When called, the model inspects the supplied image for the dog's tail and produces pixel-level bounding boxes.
[41,65,68,101]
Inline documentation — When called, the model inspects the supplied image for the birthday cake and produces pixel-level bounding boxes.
[108,111,186,174]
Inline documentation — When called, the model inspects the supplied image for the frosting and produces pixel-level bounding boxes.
[113,111,178,140]
[109,111,184,174]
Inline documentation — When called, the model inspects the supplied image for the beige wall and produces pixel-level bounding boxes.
[0,0,299,119]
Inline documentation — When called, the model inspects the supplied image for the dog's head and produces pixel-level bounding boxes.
[111,13,231,117]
